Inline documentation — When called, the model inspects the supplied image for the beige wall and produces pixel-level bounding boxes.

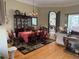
[5,0,79,30]
[5,0,38,31]
[61,5,79,27]
[38,4,79,27]
[38,7,62,27]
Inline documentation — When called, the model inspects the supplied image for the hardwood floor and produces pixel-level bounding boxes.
[14,42,79,59]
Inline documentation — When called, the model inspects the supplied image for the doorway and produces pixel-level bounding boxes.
[48,11,56,39]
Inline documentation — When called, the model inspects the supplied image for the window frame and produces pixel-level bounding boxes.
[48,11,56,32]
[31,17,38,26]
[67,14,79,32]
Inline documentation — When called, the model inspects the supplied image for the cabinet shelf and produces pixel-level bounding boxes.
[14,14,32,29]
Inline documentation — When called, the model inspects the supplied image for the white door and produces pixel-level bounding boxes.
[48,12,56,40]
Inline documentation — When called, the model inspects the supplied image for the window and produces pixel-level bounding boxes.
[49,12,56,26]
[48,11,56,33]
[68,14,79,32]
[32,17,38,26]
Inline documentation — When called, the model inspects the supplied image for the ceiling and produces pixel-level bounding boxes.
[16,0,79,7]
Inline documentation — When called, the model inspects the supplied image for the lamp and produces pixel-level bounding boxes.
[32,0,38,16]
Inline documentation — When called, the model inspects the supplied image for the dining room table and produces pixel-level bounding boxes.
[18,31,34,43]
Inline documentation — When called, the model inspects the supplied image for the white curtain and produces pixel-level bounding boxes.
[0,0,5,24]
[0,0,8,59]
[0,26,8,59]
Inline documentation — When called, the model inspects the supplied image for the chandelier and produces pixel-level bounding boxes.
[31,0,38,16]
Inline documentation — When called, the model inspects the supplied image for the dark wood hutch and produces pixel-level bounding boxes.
[14,14,32,29]
[14,13,38,37]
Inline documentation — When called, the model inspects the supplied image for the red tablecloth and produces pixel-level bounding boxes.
[18,31,33,43]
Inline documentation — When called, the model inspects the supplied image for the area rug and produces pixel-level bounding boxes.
[17,39,54,55]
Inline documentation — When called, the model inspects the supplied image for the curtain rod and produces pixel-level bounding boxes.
[65,12,79,15]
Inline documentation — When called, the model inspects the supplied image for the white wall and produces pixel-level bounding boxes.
[61,5,79,27]
[5,0,38,31]
[38,5,79,27]
[38,7,62,27]
[5,0,79,30]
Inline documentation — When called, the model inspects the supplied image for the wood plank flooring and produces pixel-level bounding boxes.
[14,42,79,59]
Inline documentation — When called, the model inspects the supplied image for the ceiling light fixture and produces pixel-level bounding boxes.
[32,0,38,16]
